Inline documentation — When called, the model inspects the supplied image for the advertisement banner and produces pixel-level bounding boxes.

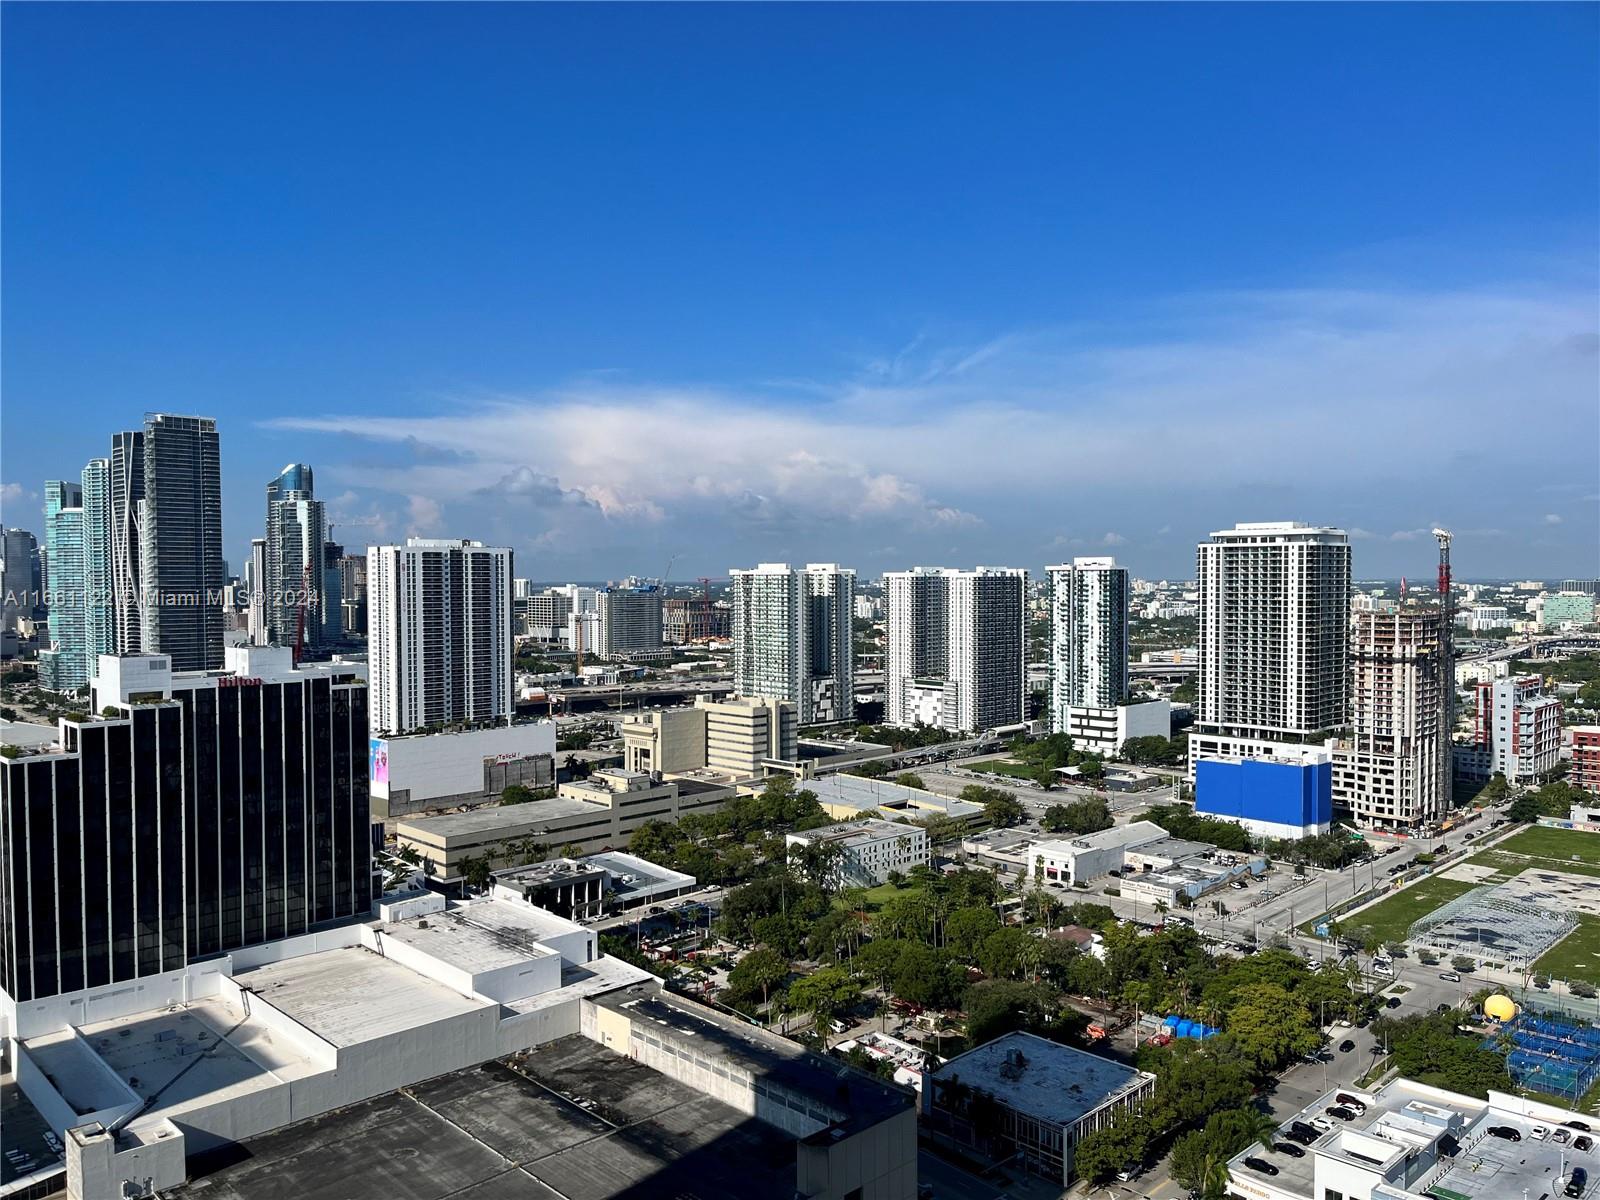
[370,738,389,786]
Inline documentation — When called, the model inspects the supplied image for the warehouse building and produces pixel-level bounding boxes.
[368,720,557,819]
[921,1032,1155,1185]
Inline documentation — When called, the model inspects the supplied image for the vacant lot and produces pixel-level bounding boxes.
[1464,849,1600,883]
[971,759,1041,781]
[1342,876,1480,943]
[1493,825,1600,867]
[1534,913,1600,987]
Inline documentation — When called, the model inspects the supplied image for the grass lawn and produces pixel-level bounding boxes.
[1465,849,1600,883]
[1342,876,1480,943]
[1533,913,1600,987]
[972,759,1042,781]
[837,879,930,913]
[1494,825,1600,866]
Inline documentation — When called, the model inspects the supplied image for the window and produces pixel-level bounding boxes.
[1325,1191,1344,1200]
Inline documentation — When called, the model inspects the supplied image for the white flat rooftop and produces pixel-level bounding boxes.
[235,946,487,1046]
[380,899,579,973]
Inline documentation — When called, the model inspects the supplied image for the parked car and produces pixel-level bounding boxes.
[1310,1116,1336,1133]
[1439,971,1461,982]
[1566,1167,1588,1198]
[1243,1158,1279,1177]
[1284,1128,1317,1146]
[1386,996,1403,1009]
[1274,1141,1306,1158]
[1486,1126,1522,1141]
[1335,1093,1368,1113]
[1326,1106,1358,1122]
[1567,1120,1593,1133]
[1532,1124,1551,1141]
[1339,1039,1356,1053]
[1574,1135,1594,1153]
[1290,1120,1322,1140]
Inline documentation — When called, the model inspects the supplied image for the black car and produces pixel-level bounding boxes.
[1289,1121,1321,1142]
[1386,997,1402,1009]
[1486,1126,1522,1142]
[1284,1128,1317,1146]
[1339,1039,1356,1052]
[1575,1135,1595,1153]
[1566,1167,1587,1198]
[1244,1157,1279,1177]
[1568,1120,1593,1133]
[1327,1106,1357,1121]
[1273,1141,1306,1159]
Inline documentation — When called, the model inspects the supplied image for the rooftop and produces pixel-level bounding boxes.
[926,1031,1154,1128]
[789,817,923,847]
[168,1041,796,1200]
[380,899,582,973]
[1032,821,1170,856]
[233,946,487,1046]
[396,796,608,841]
[807,773,983,819]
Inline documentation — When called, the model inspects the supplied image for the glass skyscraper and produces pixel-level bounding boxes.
[40,480,86,692]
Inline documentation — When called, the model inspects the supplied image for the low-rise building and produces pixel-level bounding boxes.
[921,1031,1155,1185]
[1026,822,1171,886]
[1054,698,1171,756]
[1457,675,1563,785]
[622,694,797,781]
[1225,1075,1594,1200]
[785,818,929,887]
[1026,823,1265,902]
[804,772,984,824]
[1571,727,1600,798]
[394,769,734,876]
[369,721,557,819]
[490,849,697,919]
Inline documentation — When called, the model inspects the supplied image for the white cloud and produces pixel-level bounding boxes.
[406,494,443,537]
[0,481,34,514]
[1101,532,1127,546]
[1544,513,1564,525]
[265,280,1596,562]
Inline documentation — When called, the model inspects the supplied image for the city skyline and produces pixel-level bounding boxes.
[2,4,1595,580]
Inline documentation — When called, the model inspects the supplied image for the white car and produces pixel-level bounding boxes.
[1532,1125,1551,1142]
[1311,1117,1336,1133]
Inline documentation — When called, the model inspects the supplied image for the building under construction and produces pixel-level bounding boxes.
[1332,601,1453,830]
[662,596,731,643]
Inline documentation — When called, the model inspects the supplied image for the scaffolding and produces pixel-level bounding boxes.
[1407,882,1577,971]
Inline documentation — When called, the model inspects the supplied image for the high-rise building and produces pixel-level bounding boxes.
[729,563,855,725]
[137,414,226,670]
[40,480,87,692]
[1540,591,1596,630]
[367,538,514,735]
[663,597,731,643]
[1190,522,1350,840]
[80,458,114,662]
[1048,557,1129,710]
[244,536,270,645]
[1560,579,1600,599]
[590,584,664,659]
[338,552,367,635]
[525,587,574,640]
[108,429,145,654]
[1046,557,1169,753]
[264,462,327,651]
[0,646,372,1003]
[1,527,40,633]
[1331,605,1451,830]
[884,566,1027,734]
[322,540,344,642]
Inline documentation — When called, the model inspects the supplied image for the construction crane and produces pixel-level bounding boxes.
[695,576,728,642]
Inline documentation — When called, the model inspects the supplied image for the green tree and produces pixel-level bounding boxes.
[895,772,927,790]
[787,966,861,1031]
[1480,772,1511,805]
[977,927,1033,980]
[945,906,1002,960]
[1225,982,1322,1071]
[1071,1107,1150,1184]
[725,947,790,1006]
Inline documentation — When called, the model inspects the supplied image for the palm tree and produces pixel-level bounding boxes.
[1240,1106,1280,1154]
[1198,1151,1231,1200]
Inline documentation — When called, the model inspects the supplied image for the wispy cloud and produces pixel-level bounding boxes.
[266,279,1597,570]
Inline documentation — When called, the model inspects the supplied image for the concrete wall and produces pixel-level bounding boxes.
[68,1120,187,1200]
[12,1037,84,1134]
[796,1106,918,1200]
[372,722,558,806]
[5,959,236,1041]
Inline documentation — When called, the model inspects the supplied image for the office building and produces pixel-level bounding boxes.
[1540,590,1596,629]
[589,583,664,658]
[394,768,736,874]
[729,562,855,725]
[366,538,514,735]
[523,586,574,640]
[264,462,327,650]
[884,566,1027,734]
[622,694,797,781]
[0,646,371,1005]
[1456,675,1563,784]
[322,539,344,641]
[785,818,929,888]
[1560,578,1600,598]
[1331,604,1451,830]
[137,413,226,671]
[1572,727,1600,798]
[39,480,87,691]
[337,551,367,634]
[1,527,40,631]
[368,720,557,819]
[1048,557,1169,752]
[923,1032,1156,1186]
[1190,522,1348,839]
[1225,1075,1594,1200]
[244,536,269,644]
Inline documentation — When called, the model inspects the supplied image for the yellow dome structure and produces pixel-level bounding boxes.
[1484,994,1518,1023]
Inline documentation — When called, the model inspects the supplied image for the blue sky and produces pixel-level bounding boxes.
[3,3,1596,582]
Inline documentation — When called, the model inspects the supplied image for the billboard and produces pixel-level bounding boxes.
[370,737,390,786]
